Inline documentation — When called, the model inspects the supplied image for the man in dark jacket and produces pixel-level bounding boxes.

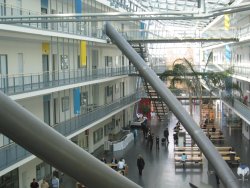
[137,154,145,176]
[164,128,169,142]
[30,178,39,188]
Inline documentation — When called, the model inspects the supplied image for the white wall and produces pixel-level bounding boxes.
[22,0,41,13]
[17,96,44,121]
[19,158,42,188]
[0,39,42,75]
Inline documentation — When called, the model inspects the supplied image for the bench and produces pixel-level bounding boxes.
[174,146,200,151]
[174,156,203,168]
[174,151,202,156]
[216,147,232,151]
[174,150,237,157]
[203,131,223,135]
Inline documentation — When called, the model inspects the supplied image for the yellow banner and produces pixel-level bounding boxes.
[80,41,87,67]
[42,42,50,54]
[224,14,230,30]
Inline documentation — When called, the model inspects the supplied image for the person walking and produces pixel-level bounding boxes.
[137,154,145,176]
[51,175,59,188]
[40,179,49,188]
[164,127,169,143]
[30,178,39,188]
[156,136,160,149]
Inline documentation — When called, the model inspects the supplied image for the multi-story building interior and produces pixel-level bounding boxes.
[1,0,250,188]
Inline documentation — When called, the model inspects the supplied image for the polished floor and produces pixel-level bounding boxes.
[62,105,250,188]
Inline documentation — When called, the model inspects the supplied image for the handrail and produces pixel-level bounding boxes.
[0,66,137,95]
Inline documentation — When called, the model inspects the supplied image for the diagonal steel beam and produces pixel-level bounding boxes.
[0,91,142,188]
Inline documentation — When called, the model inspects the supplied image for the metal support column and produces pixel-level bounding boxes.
[0,91,141,188]
[105,22,239,188]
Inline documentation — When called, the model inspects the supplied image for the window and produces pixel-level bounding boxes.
[61,96,69,112]
[36,162,51,181]
[0,169,19,188]
[61,55,69,69]
[105,56,112,67]
[104,122,114,136]
[80,92,88,106]
[105,86,113,97]
[93,127,103,144]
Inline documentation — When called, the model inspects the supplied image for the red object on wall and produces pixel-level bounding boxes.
[138,98,151,119]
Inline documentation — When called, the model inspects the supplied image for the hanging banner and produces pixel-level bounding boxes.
[42,42,50,54]
[73,88,80,115]
[224,14,230,30]
[80,41,87,67]
[225,45,231,63]
[75,0,82,14]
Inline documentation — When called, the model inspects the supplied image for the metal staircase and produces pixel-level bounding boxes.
[131,42,169,121]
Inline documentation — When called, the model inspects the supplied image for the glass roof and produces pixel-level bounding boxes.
[138,0,234,29]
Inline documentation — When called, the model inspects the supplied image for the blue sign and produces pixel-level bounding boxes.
[225,45,231,63]
[73,88,80,114]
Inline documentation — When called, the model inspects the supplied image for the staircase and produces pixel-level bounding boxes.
[131,42,169,121]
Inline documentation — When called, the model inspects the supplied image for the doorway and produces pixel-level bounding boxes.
[52,54,58,82]
[0,54,8,91]
[0,0,6,16]
[53,98,59,125]
[17,53,23,86]
[42,54,49,86]
[43,95,51,126]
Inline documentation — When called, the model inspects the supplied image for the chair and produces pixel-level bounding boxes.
[237,164,250,181]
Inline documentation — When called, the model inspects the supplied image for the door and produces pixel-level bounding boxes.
[42,54,49,86]
[92,50,98,77]
[120,82,125,98]
[15,0,21,16]
[53,98,59,124]
[43,95,51,126]
[122,55,125,72]
[0,0,6,16]
[0,54,8,92]
[52,54,58,82]
[41,0,48,28]
[17,53,23,86]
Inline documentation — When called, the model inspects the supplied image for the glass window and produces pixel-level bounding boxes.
[93,127,103,144]
[0,169,19,188]
[36,162,51,181]
[104,122,114,136]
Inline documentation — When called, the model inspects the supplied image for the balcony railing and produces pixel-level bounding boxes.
[0,66,136,95]
[217,64,250,79]
[0,92,139,171]
[0,3,106,40]
[221,93,250,123]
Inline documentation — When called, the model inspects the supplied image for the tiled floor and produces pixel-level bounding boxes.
[62,105,250,188]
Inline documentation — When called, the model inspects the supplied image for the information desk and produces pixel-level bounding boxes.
[113,133,134,151]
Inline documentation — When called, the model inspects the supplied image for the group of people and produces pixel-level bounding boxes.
[30,176,59,188]
[101,156,127,172]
